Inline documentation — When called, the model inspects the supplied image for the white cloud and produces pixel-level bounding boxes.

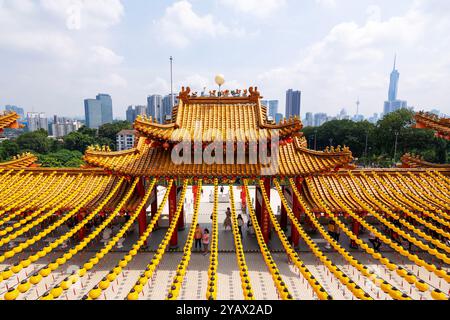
[315,0,337,9]
[40,0,124,29]
[257,2,450,116]
[0,0,126,116]
[155,0,245,48]
[89,46,124,66]
[219,0,286,18]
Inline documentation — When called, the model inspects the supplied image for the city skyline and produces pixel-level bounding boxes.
[1,1,450,118]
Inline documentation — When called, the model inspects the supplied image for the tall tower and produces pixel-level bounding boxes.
[388,55,400,102]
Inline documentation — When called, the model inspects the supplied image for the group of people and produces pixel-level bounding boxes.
[325,220,341,249]
[194,224,210,255]
[223,207,247,236]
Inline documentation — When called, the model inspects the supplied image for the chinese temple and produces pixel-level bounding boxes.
[0,88,449,301]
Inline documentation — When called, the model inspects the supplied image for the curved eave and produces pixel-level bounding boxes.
[0,155,38,169]
[399,154,450,169]
[414,113,450,139]
[0,112,21,130]
[82,138,354,178]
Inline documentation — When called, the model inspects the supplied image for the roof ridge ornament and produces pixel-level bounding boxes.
[179,87,191,103]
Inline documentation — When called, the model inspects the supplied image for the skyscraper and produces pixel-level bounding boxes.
[305,112,313,127]
[147,95,163,123]
[162,94,178,123]
[314,113,327,127]
[84,94,114,129]
[126,106,135,123]
[126,105,147,124]
[285,89,301,118]
[268,100,279,119]
[96,94,113,124]
[275,113,283,124]
[388,57,399,102]
[84,99,103,129]
[383,56,408,115]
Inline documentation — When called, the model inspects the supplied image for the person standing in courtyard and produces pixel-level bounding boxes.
[237,214,244,237]
[202,228,210,255]
[368,230,381,252]
[325,220,335,249]
[334,223,341,242]
[195,224,203,251]
[224,207,232,230]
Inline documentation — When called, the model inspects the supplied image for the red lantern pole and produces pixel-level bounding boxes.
[169,184,178,248]
[261,178,271,244]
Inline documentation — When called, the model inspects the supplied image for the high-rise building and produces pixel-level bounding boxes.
[304,112,314,127]
[147,95,163,123]
[388,58,399,102]
[285,89,301,118]
[5,105,24,119]
[162,94,178,123]
[126,106,135,123]
[126,105,147,124]
[27,112,48,133]
[338,108,348,120]
[261,100,268,107]
[268,100,279,119]
[51,116,82,137]
[135,106,146,118]
[96,94,113,124]
[84,99,103,129]
[84,94,114,129]
[368,113,379,124]
[352,114,364,122]
[383,56,408,115]
[314,113,328,127]
[275,113,283,124]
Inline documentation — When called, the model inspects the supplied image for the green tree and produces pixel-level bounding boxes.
[77,126,97,137]
[63,132,96,153]
[16,129,51,154]
[37,149,84,168]
[98,121,132,142]
[0,140,20,160]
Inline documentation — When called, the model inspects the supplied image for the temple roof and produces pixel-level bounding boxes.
[0,153,39,169]
[0,112,22,131]
[134,87,303,143]
[414,112,450,140]
[300,169,450,213]
[83,87,355,178]
[84,136,353,178]
[399,153,450,169]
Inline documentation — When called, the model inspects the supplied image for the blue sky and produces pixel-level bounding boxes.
[1,0,449,119]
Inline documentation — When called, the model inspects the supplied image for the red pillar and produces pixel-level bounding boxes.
[351,218,360,248]
[178,186,185,231]
[261,179,271,244]
[77,212,85,241]
[192,185,198,204]
[280,186,288,231]
[151,186,158,227]
[240,188,247,213]
[291,177,304,248]
[136,178,147,242]
[169,183,178,247]
[255,186,262,226]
